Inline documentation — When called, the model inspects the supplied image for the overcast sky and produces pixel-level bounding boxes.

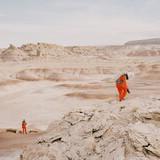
[0,0,160,47]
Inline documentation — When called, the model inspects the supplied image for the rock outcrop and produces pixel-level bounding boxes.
[15,67,115,82]
[0,44,28,61]
[20,43,72,57]
[0,43,73,61]
[22,97,160,160]
[15,68,81,81]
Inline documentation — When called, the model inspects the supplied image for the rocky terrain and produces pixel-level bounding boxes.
[0,39,159,159]
[22,97,160,160]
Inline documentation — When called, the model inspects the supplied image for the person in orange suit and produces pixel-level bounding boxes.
[116,73,130,101]
[22,120,27,134]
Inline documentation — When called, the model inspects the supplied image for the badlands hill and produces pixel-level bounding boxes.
[1,38,160,61]
[0,44,29,61]
[0,43,73,61]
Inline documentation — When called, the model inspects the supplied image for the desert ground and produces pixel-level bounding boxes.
[0,40,160,159]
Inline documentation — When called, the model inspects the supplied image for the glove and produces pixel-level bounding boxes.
[127,89,130,94]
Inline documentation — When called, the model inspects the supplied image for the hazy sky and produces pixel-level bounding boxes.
[0,0,160,47]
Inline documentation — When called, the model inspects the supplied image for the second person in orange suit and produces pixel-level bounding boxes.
[22,120,27,134]
[116,73,130,101]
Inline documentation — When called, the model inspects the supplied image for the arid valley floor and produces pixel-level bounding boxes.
[0,41,160,159]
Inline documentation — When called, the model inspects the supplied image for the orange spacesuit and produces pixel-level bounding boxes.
[116,74,130,101]
[22,120,27,134]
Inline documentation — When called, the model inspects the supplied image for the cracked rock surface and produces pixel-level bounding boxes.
[22,97,160,160]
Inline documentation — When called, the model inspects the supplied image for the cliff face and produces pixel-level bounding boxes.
[22,97,160,160]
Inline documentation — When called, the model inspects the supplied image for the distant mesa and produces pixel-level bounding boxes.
[125,38,160,45]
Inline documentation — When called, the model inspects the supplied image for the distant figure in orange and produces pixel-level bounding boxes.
[116,73,130,101]
[22,120,27,134]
